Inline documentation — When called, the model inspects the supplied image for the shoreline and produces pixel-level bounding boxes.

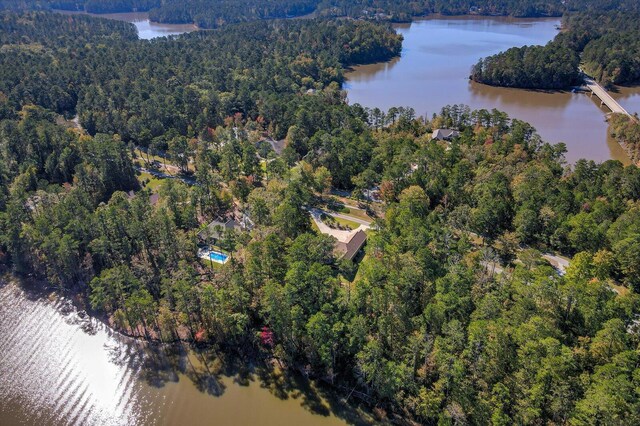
[52,9,200,33]
[52,9,563,32]
[345,16,638,166]
[0,272,181,343]
[0,274,386,424]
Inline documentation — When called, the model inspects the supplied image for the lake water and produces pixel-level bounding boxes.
[345,16,640,165]
[612,85,640,119]
[0,281,358,425]
[56,11,198,39]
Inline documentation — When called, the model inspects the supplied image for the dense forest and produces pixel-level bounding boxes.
[470,44,581,90]
[472,10,640,88]
[0,0,158,13]
[1,10,640,423]
[148,0,318,28]
[3,0,640,29]
[147,0,572,27]
[0,12,402,143]
[565,12,640,86]
[610,113,640,163]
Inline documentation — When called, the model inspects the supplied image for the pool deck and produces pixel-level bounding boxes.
[198,247,230,264]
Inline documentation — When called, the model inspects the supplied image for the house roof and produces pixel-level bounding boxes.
[336,229,367,261]
[432,129,459,140]
[261,138,286,156]
[198,218,236,239]
[198,213,254,240]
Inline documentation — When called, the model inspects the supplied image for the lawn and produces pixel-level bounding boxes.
[331,215,361,230]
[351,253,369,282]
[341,206,372,221]
[320,213,360,230]
[138,171,164,191]
[609,282,630,296]
[310,217,321,233]
[199,257,223,270]
[134,148,195,173]
[325,199,374,222]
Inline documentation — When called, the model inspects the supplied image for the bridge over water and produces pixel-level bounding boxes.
[583,75,635,121]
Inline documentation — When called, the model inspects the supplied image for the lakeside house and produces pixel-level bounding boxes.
[309,208,368,261]
[127,190,160,207]
[258,138,286,156]
[198,213,254,242]
[432,129,460,141]
[334,229,367,261]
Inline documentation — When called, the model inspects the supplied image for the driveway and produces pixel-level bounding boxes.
[542,253,570,275]
[309,208,368,242]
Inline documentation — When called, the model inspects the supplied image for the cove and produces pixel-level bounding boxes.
[55,11,198,39]
[345,16,640,165]
[0,281,367,425]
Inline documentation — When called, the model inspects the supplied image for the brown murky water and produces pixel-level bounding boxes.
[0,282,354,425]
[612,85,640,118]
[345,16,640,165]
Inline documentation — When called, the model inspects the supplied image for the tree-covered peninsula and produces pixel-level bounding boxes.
[0,12,402,142]
[472,10,640,89]
[470,44,581,89]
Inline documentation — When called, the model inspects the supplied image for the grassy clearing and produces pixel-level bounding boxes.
[133,148,195,173]
[320,213,359,230]
[325,199,376,222]
[138,172,164,191]
[342,206,372,221]
[331,215,360,230]
[351,254,369,283]
[609,282,630,296]
[199,258,223,270]
[310,217,321,233]
[134,149,166,165]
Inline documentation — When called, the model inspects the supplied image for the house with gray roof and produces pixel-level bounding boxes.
[198,213,254,242]
[431,129,460,141]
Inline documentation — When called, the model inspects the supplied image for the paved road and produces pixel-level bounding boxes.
[585,77,630,116]
[542,253,570,275]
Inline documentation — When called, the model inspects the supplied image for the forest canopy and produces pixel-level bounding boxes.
[0,12,402,143]
[0,7,639,425]
[3,0,640,28]
[471,44,581,89]
[472,10,640,88]
[2,100,640,424]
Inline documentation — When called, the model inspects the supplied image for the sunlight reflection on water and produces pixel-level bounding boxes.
[0,282,350,426]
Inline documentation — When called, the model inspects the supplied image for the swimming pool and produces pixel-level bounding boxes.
[209,250,229,264]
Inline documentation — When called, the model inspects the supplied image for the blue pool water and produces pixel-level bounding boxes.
[209,251,229,264]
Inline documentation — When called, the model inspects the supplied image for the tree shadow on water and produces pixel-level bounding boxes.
[134,342,183,388]
[252,363,377,425]
[127,342,379,425]
[287,374,332,417]
[184,347,227,397]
